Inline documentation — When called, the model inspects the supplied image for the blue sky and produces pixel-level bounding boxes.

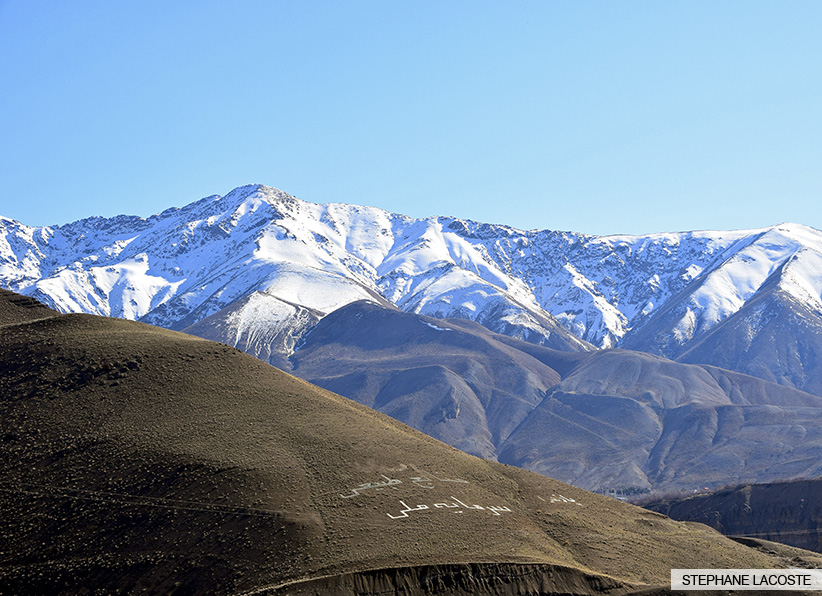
[1,1,820,235]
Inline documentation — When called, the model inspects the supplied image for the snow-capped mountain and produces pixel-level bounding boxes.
[2,184,822,394]
[0,185,588,355]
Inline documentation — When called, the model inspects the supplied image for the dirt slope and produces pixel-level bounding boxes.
[0,287,58,326]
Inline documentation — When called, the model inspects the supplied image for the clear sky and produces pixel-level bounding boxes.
[1,1,820,235]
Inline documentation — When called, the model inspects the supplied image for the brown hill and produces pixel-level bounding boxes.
[0,287,58,326]
[2,291,821,595]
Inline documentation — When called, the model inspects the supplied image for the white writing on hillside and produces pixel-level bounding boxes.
[339,470,467,499]
[387,497,512,519]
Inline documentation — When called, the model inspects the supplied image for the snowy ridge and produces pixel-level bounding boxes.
[2,185,822,363]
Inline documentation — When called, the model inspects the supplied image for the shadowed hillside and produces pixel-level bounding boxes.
[642,478,822,554]
[676,285,822,398]
[290,301,822,494]
[2,290,822,595]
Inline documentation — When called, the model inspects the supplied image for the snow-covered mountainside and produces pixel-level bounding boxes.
[0,185,588,354]
[2,184,822,392]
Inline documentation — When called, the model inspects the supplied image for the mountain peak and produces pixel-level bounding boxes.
[763,222,822,246]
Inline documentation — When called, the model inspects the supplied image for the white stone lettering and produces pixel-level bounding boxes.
[387,496,512,519]
[340,474,402,498]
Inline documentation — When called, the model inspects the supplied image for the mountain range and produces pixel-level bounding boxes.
[3,184,821,395]
[3,184,822,494]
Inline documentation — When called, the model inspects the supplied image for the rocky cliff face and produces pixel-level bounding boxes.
[643,478,822,553]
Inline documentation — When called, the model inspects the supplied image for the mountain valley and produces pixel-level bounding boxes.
[643,477,822,554]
